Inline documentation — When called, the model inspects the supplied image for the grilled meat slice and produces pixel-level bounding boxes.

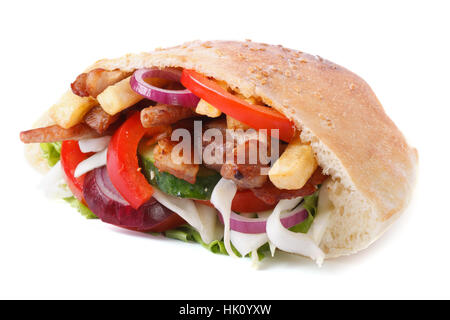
[84,105,120,134]
[251,168,328,205]
[20,123,100,143]
[140,104,195,128]
[71,68,131,98]
[153,137,199,184]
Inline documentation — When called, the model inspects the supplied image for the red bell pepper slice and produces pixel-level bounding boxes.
[60,140,93,203]
[181,69,295,142]
[107,112,169,209]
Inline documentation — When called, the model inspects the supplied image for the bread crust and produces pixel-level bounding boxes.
[27,40,418,258]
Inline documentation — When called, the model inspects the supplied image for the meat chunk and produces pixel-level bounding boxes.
[220,163,268,189]
[71,68,131,98]
[251,168,328,205]
[84,105,120,134]
[140,104,194,128]
[201,119,275,188]
[71,73,89,97]
[153,138,199,184]
[20,123,99,143]
[219,138,272,189]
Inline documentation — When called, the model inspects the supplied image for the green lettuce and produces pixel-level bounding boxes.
[164,225,270,260]
[64,196,98,219]
[289,192,318,233]
[40,142,61,167]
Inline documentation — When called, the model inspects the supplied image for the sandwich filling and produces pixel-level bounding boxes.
[21,67,330,265]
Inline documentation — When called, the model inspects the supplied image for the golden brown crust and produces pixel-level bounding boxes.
[88,40,417,221]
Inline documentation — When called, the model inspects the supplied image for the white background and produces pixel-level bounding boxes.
[0,0,449,299]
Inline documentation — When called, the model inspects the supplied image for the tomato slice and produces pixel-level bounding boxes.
[181,69,295,142]
[196,189,276,213]
[107,112,169,209]
[231,189,276,212]
[60,140,93,203]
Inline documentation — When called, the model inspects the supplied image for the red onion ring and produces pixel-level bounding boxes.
[83,166,185,232]
[130,68,200,107]
[217,208,309,234]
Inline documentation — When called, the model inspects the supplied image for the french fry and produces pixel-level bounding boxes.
[195,99,222,118]
[269,136,318,190]
[97,76,143,115]
[49,90,98,129]
[226,115,251,130]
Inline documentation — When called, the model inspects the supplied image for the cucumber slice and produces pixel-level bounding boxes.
[139,144,221,200]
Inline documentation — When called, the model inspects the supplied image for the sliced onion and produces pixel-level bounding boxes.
[74,148,107,178]
[130,68,200,107]
[79,136,111,153]
[152,189,221,244]
[83,167,183,231]
[307,180,333,244]
[266,198,325,266]
[217,207,309,234]
[195,202,223,244]
[257,211,277,257]
[230,231,268,257]
[210,178,238,258]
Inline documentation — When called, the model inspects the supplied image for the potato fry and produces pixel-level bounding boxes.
[195,99,222,118]
[97,76,143,115]
[269,136,318,190]
[49,90,98,129]
[226,115,251,130]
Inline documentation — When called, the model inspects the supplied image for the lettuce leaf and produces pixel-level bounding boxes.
[40,142,61,167]
[303,192,319,217]
[164,225,269,260]
[289,191,318,233]
[63,196,98,219]
[289,191,319,233]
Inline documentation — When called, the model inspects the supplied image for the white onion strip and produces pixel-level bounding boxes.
[74,148,107,178]
[152,189,203,231]
[195,202,223,244]
[79,136,111,153]
[307,180,333,244]
[153,189,222,244]
[257,211,277,257]
[266,198,325,266]
[230,231,268,257]
[210,178,238,258]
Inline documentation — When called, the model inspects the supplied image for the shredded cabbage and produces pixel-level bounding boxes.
[74,148,107,178]
[153,189,221,244]
[210,178,238,257]
[78,136,111,153]
[307,181,332,244]
[266,198,325,266]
